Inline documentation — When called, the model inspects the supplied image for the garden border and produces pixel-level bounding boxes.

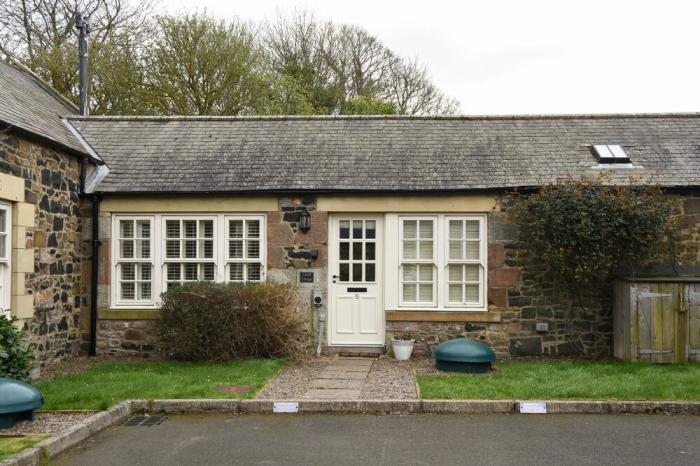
[2,399,699,466]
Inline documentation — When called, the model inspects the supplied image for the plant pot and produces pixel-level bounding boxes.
[392,338,415,361]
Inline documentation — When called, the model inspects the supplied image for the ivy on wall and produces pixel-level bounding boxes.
[508,176,679,296]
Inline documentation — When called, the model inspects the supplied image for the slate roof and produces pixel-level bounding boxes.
[67,114,700,193]
[0,60,94,158]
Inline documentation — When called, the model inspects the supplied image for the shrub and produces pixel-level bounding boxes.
[157,282,309,361]
[0,316,34,381]
[508,176,678,295]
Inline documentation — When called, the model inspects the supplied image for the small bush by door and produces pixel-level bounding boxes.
[158,282,309,361]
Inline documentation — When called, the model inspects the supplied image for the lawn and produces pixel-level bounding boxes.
[37,359,286,410]
[0,434,49,461]
[417,359,700,400]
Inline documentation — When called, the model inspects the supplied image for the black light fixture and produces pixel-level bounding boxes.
[299,210,311,233]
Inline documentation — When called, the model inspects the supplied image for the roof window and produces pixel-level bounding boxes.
[591,144,630,164]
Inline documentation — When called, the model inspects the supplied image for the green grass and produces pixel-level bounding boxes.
[37,359,286,410]
[418,360,700,400]
[0,434,49,461]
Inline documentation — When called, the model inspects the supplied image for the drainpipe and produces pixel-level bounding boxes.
[89,194,101,356]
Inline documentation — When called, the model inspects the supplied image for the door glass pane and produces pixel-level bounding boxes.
[365,242,375,260]
[419,284,433,302]
[449,241,462,260]
[352,263,363,282]
[403,241,417,260]
[365,263,375,282]
[365,220,376,239]
[339,242,349,260]
[449,220,462,239]
[403,220,417,239]
[465,241,479,260]
[352,242,363,260]
[352,220,363,239]
[403,284,417,302]
[339,263,349,282]
[339,221,350,239]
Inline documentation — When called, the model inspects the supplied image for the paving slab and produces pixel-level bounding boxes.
[329,359,374,367]
[325,364,372,372]
[316,370,368,380]
[302,389,362,399]
[310,379,364,390]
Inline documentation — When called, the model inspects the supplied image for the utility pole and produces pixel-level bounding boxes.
[75,11,90,116]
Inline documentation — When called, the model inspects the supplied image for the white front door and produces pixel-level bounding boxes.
[328,215,384,346]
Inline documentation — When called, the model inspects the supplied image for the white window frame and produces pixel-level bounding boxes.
[444,215,487,308]
[224,215,266,283]
[110,213,266,310]
[112,215,157,308]
[385,213,488,312]
[0,202,12,318]
[398,216,437,307]
[162,215,219,290]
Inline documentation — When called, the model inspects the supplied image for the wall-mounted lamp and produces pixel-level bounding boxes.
[299,210,311,233]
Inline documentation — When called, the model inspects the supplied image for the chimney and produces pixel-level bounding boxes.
[75,11,90,115]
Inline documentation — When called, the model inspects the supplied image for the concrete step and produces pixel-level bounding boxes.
[310,379,364,390]
[328,346,385,357]
[317,370,368,380]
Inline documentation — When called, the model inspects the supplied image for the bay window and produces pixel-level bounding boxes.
[111,214,266,309]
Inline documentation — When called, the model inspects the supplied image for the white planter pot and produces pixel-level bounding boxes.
[392,339,415,361]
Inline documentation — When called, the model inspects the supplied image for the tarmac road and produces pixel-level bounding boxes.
[54,413,700,465]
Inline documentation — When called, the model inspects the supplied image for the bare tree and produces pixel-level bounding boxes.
[0,0,155,111]
[384,57,460,115]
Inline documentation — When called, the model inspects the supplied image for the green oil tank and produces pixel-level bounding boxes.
[434,338,496,373]
[0,378,44,428]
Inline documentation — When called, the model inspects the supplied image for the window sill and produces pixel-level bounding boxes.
[385,310,501,322]
[99,309,161,320]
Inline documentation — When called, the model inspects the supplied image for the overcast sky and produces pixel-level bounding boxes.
[164,0,699,115]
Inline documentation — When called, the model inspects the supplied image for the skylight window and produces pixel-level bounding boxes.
[591,144,630,164]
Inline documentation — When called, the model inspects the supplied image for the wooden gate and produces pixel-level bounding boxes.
[632,283,681,363]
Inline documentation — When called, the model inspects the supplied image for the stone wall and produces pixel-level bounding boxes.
[389,192,700,359]
[0,129,86,369]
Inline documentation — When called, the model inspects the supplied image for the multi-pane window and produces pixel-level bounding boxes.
[446,218,484,305]
[227,218,264,282]
[391,214,486,310]
[400,218,435,305]
[337,219,376,283]
[164,218,216,288]
[112,214,266,308]
[0,203,11,317]
[115,218,153,304]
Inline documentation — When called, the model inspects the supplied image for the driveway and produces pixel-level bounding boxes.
[55,414,699,465]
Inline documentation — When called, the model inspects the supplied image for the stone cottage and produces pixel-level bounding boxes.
[1,60,699,362]
[0,61,102,369]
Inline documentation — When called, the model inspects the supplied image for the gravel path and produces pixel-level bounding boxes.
[257,356,421,400]
[361,357,418,399]
[256,357,331,399]
[1,412,95,436]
